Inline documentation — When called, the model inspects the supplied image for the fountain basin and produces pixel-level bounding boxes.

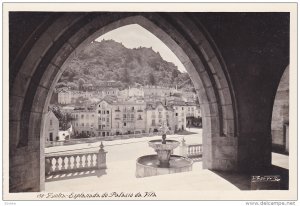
[136,154,193,178]
[148,139,180,150]
[148,139,181,167]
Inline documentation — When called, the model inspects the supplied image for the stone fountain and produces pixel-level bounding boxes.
[136,122,193,178]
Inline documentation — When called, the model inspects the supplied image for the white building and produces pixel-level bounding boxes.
[43,110,59,142]
[58,91,72,104]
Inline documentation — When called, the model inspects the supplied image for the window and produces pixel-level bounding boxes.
[176,113,178,116]
[50,120,52,126]
[107,118,109,122]
[124,123,126,126]
[182,107,184,110]
[152,119,155,126]
[81,114,84,119]
[86,114,89,119]
[99,105,101,108]
[98,125,101,130]
[82,123,84,126]
[102,118,105,121]
[123,114,126,118]
[92,114,94,117]
[98,111,101,114]
[138,114,142,120]
[49,132,53,141]
[107,110,109,114]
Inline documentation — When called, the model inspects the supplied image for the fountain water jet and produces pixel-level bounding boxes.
[136,122,193,178]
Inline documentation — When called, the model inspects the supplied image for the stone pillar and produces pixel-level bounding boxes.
[180,138,188,157]
[211,136,238,171]
[97,142,107,169]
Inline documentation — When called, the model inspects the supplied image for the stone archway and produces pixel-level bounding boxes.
[9,13,237,192]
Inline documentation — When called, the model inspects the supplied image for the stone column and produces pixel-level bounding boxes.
[97,142,107,169]
[180,138,188,157]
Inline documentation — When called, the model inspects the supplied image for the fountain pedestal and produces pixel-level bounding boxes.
[156,150,171,167]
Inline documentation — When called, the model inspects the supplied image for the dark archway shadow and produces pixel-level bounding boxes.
[45,169,107,182]
[211,165,288,190]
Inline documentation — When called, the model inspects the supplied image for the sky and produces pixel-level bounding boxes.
[95,24,187,73]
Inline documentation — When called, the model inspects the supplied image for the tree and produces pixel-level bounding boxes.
[149,73,156,85]
[78,78,85,90]
[68,82,78,90]
[68,71,76,82]
[123,68,131,84]
[172,69,179,81]
[56,82,67,89]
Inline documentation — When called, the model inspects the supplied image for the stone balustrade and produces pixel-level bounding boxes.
[187,144,203,158]
[179,138,203,158]
[45,142,107,175]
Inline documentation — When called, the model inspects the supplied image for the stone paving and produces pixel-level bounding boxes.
[45,128,289,192]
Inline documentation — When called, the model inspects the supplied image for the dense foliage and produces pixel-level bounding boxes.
[59,40,194,90]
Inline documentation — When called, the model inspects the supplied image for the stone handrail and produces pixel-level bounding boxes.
[45,142,107,175]
[187,144,203,157]
[179,138,202,158]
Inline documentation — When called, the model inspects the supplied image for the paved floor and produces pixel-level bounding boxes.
[45,128,289,192]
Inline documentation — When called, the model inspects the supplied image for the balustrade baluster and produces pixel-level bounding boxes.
[78,155,83,169]
[81,155,86,168]
[69,155,75,169]
[54,157,59,172]
[93,154,97,167]
[61,157,66,171]
[59,157,63,171]
[87,154,91,167]
[75,155,79,169]
[64,156,69,171]
[50,158,55,172]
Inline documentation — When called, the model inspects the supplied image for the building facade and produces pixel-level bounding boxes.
[43,111,59,142]
[71,97,193,137]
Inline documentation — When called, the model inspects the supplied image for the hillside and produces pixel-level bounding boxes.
[58,39,194,91]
